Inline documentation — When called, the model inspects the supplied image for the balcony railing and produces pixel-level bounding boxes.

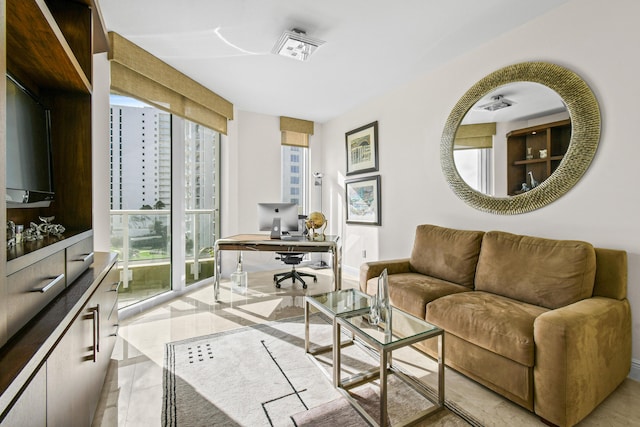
[110,208,217,307]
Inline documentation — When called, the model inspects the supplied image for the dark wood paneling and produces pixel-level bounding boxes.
[45,0,93,83]
[6,0,91,93]
[49,91,93,231]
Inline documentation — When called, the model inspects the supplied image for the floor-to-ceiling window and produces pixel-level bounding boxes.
[184,121,220,286]
[109,95,220,308]
[281,145,308,215]
[453,148,494,195]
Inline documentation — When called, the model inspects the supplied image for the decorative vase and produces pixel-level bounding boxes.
[370,268,392,334]
[231,252,248,293]
[526,147,533,160]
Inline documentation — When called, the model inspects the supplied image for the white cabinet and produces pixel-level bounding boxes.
[47,304,95,427]
[0,365,46,427]
[66,236,95,285]
[6,251,66,338]
[0,253,117,426]
[47,263,119,427]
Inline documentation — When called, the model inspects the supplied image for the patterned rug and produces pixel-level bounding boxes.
[163,315,471,426]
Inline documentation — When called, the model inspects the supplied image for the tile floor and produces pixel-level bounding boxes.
[92,268,640,427]
[93,267,345,427]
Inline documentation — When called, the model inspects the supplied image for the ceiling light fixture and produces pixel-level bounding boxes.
[477,95,515,112]
[272,28,325,62]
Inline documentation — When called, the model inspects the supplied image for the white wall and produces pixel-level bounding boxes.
[318,0,640,361]
[92,53,112,252]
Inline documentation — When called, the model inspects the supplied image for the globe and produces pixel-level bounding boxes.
[305,212,327,239]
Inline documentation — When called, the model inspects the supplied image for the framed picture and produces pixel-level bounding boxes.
[345,121,378,175]
[345,175,381,225]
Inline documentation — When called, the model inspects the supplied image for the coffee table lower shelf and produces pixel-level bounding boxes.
[335,310,445,427]
[337,358,444,426]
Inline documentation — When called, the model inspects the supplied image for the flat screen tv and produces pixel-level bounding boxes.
[5,74,54,208]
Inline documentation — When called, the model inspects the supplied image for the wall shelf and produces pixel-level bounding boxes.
[507,119,571,196]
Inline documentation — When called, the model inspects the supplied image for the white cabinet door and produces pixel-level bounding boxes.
[47,263,118,427]
[1,364,46,427]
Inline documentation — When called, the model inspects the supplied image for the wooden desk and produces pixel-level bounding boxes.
[213,234,342,300]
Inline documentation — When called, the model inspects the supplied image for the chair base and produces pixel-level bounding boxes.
[274,267,318,289]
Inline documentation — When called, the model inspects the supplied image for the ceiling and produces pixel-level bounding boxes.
[97,0,569,123]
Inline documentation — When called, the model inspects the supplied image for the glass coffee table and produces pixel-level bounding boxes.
[305,288,372,386]
[336,307,444,427]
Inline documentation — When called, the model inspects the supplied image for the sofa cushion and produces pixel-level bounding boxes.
[426,291,548,366]
[475,231,596,309]
[593,248,627,300]
[366,273,470,319]
[409,224,484,289]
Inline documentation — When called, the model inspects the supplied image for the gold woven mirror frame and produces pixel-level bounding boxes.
[440,62,601,214]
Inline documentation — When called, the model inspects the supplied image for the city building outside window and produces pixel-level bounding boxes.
[109,95,220,308]
[281,145,308,216]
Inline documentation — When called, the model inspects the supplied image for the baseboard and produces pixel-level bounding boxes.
[630,358,640,381]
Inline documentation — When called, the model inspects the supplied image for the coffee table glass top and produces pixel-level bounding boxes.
[339,306,441,348]
[307,288,371,315]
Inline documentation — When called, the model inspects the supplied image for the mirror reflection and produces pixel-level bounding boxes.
[454,82,569,197]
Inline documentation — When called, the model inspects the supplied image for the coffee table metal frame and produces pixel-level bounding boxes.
[304,289,372,386]
[335,308,445,427]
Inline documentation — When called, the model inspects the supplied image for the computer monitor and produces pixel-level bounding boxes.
[257,202,299,239]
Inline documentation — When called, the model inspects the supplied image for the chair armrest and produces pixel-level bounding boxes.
[359,258,411,292]
[533,297,631,426]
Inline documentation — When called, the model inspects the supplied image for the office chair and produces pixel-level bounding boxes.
[273,252,318,289]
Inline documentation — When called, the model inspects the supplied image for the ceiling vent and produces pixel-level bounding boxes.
[476,95,515,112]
[272,28,325,61]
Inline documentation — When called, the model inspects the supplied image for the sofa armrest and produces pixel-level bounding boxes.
[533,297,631,426]
[359,258,411,292]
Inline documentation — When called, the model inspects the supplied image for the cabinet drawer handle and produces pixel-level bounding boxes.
[96,304,100,353]
[33,274,65,293]
[89,304,100,362]
[74,252,94,262]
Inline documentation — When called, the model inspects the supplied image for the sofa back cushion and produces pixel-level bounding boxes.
[410,224,484,289]
[475,231,596,309]
[593,248,627,300]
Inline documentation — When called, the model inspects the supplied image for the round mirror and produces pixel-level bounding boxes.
[441,62,600,214]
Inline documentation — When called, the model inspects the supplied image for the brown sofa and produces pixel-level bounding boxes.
[360,224,631,427]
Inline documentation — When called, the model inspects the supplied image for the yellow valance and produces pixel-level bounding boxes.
[280,116,314,147]
[108,32,233,134]
[454,122,496,150]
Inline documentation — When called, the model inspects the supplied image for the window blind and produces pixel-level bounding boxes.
[280,116,314,147]
[108,32,233,134]
[454,123,496,150]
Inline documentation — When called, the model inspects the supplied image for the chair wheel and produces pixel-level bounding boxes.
[303,284,308,289]
[313,278,318,282]
[275,283,281,288]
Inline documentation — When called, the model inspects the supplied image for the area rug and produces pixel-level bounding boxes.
[290,386,384,427]
[163,315,471,427]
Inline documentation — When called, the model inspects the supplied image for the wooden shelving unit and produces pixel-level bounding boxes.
[506,119,571,195]
[4,0,108,257]
[1,2,113,425]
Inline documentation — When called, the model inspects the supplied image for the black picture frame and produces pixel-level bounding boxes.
[345,121,378,175]
[345,175,381,225]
